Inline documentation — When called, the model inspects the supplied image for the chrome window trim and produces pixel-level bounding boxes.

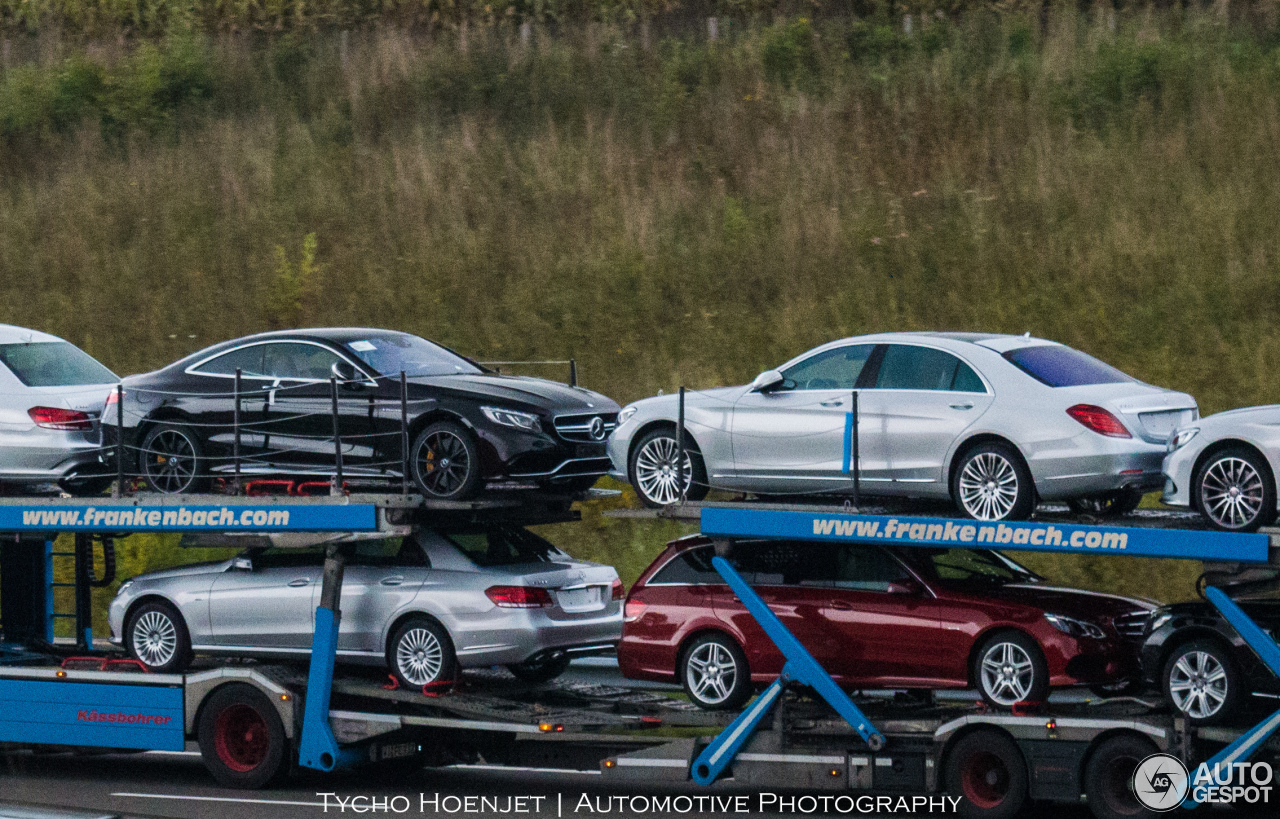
[185,339,378,386]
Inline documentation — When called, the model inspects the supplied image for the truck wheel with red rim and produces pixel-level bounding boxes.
[1083,733,1158,819]
[197,683,288,789]
[944,729,1028,819]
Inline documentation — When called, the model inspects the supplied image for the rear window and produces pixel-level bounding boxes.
[441,526,565,567]
[1003,346,1133,388]
[0,342,117,387]
[650,547,720,584]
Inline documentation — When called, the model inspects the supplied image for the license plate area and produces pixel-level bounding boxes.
[555,585,605,612]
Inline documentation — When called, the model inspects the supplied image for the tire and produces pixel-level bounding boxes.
[140,423,209,494]
[1162,639,1240,726]
[680,633,751,711]
[388,617,457,690]
[1193,447,1277,532]
[973,631,1049,709]
[59,474,114,497]
[1083,733,1159,819]
[125,600,193,674]
[951,442,1035,521]
[1069,487,1144,518]
[197,683,288,789]
[1089,678,1144,699]
[507,654,572,685]
[410,422,482,500]
[944,730,1028,819]
[628,427,710,508]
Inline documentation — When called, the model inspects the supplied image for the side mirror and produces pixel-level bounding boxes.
[331,361,358,382]
[751,369,785,392]
[886,580,921,596]
[230,556,254,572]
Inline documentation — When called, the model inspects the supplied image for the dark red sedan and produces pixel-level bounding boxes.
[618,536,1155,710]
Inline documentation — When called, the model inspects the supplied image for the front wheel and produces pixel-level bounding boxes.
[411,422,482,500]
[197,683,288,789]
[680,633,751,711]
[973,631,1049,709]
[1162,639,1240,725]
[951,443,1035,521]
[629,428,709,508]
[1194,447,1277,532]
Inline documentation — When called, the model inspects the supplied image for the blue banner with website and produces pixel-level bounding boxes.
[700,508,1270,564]
[0,502,378,533]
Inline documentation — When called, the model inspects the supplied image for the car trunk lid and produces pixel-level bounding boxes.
[1056,383,1198,445]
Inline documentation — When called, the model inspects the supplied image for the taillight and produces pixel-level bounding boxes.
[623,598,647,622]
[611,578,625,600]
[28,407,93,431]
[1066,404,1131,438]
[485,586,554,608]
[104,389,123,406]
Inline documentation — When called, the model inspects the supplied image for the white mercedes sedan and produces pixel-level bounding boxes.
[1163,406,1280,531]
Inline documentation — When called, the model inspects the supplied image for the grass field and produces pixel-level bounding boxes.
[5,6,1278,629]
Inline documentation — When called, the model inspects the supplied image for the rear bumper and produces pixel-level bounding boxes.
[1027,439,1166,501]
[0,426,109,485]
[451,605,624,667]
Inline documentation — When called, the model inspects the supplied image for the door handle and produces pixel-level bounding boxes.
[949,402,974,410]
[820,400,845,407]
[380,576,404,586]
[288,578,310,587]
[828,600,855,611]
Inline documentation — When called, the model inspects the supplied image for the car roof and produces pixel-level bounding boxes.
[0,324,68,345]
[165,328,411,370]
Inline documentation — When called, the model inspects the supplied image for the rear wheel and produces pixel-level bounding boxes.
[680,633,750,710]
[125,600,192,674]
[1083,733,1159,819]
[1194,447,1276,532]
[411,422,482,500]
[629,428,709,508]
[388,617,457,690]
[944,730,1028,819]
[507,654,572,684]
[197,683,287,789]
[973,631,1048,709]
[951,442,1035,521]
[140,424,208,494]
[1162,639,1240,725]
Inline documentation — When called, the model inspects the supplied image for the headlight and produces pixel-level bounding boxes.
[616,405,638,426]
[115,580,133,596]
[1167,427,1199,453]
[1148,612,1173,634]
[1044,613,1106,640]
[481,406,541,432]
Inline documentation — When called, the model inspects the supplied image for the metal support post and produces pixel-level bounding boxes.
[233,368,242,494]
[73,533,94,650]
[298,542,362,772]
[850,390,860,508]
[44,539,54,644]
[113,384,124,498]
[330,377,344,496]
[677,387,687,506]
[690,552,885,785]
[569,358,578,387]
[400,371,410,496]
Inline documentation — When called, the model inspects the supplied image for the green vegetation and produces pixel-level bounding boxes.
[6,7,1279,624]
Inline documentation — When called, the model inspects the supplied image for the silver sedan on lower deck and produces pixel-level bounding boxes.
[609,332,1198,520]
[109,525,623,687]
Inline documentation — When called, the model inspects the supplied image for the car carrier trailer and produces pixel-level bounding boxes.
[1,494,1279,819]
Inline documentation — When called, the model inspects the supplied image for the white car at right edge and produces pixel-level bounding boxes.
[1163,406,1280,531]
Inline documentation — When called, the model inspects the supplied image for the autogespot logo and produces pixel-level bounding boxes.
[1132,754,1190,812]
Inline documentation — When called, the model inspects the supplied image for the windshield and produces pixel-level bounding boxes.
[0,342,118,387]
[343,333,482,378]
[440,526,566,567]
[907,548,1041,585]
[1003,345,1134,388]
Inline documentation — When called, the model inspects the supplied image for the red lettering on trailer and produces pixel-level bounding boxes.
[76,709,172,725]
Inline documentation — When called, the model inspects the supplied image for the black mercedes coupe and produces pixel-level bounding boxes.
[104,329,619,498]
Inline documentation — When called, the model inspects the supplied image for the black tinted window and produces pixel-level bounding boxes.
[193,346,267,377]
[831,546,913,591]
[250,546,325,570]
[728,541,838,586]
[262,343,348,381]
[876,346,983,392]
[907,548,1038,585]
[0,342,117,387]
[345,333,482,378]
[650,546,721,584]
[781,345,875,391]
[350,537,429,568]
[442,526,564,567]
[1003,346,1133,388]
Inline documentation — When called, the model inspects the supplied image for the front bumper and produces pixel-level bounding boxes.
[1161,442,1199,508]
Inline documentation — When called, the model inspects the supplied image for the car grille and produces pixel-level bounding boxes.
[554,413,618,443]
[1113,610,1151,641]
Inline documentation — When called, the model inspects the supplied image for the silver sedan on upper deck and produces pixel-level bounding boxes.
[608,332,1198,520]
[0,324,119,494]
[1163,406,1280,531]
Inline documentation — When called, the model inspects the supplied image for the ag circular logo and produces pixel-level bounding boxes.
[1132,753,1189,811]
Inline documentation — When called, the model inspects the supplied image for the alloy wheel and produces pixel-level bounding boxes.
[959,453,1019,521]
[979,641,1035,705]
[634,436,692,506]
[396,627,445,686]
[416,430,472,497]
[1200,457,1265,530]
[132,610,178,668]
[686,641,738,705]
[145,430,198,493]
[1168,651,1228,720]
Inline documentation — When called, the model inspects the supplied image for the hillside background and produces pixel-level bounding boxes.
[2,3,1278,632]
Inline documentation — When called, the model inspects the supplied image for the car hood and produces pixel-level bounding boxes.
[964,582,1157,620]
[630,386,745,412]
[1197,405,1280,431]
[131,559,233,582]
[410,374,618,413]
[1163,598,1280,627]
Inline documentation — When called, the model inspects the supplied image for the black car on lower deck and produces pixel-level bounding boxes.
[103,328,619,499]
[1140,595,1280,726]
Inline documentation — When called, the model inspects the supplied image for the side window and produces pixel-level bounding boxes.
[250,546,325,570]
[649,546,721,584]
[780,345,875,391]
[349,537,429,568]
[875,346,985,392]
[729,541,837,587]
[831,546,913,591]
[193,346,267,378]
[261,343,347,381]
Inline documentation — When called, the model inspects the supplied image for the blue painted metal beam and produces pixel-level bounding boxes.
[297,606,363,772]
